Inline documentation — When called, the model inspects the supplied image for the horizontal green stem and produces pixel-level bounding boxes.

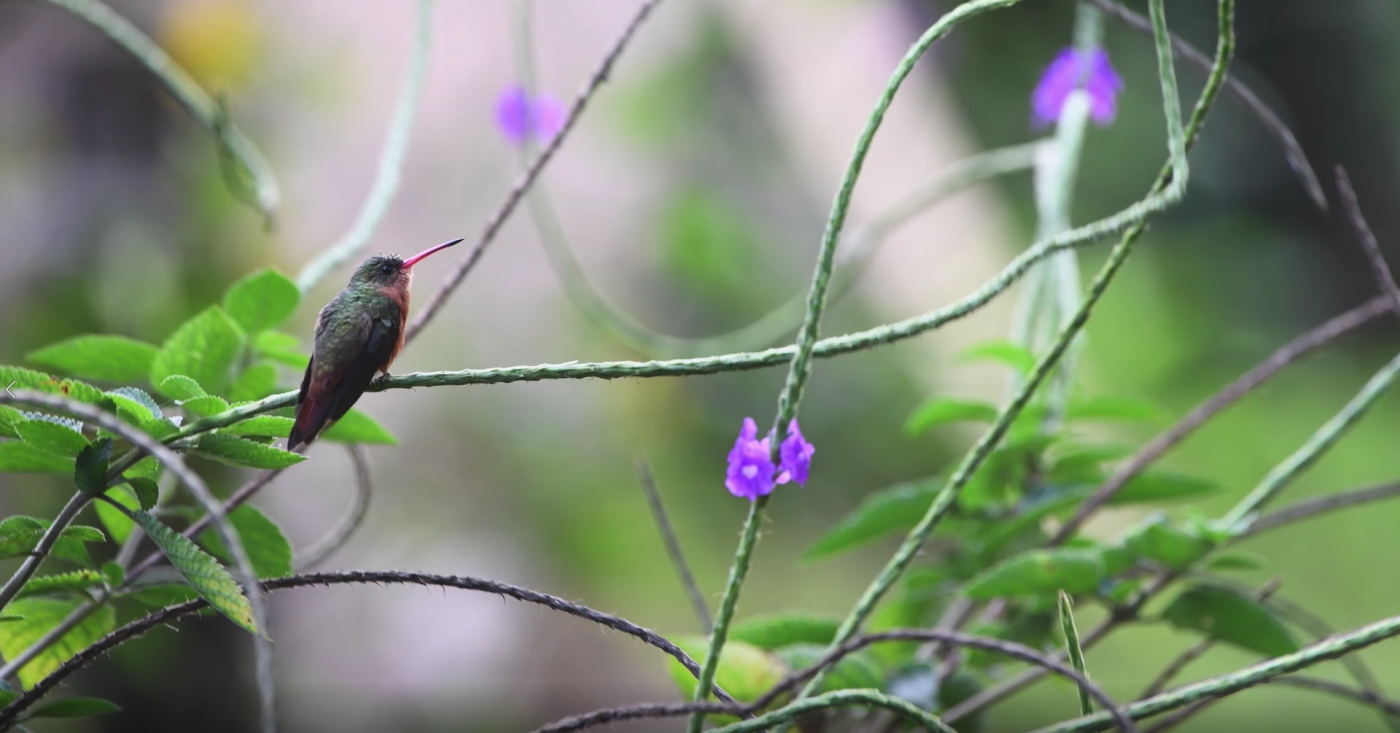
[709,689,956,733]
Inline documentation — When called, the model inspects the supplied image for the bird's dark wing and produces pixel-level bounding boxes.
[289,303,400,449]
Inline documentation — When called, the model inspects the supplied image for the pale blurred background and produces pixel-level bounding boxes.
[2,0,1400,731]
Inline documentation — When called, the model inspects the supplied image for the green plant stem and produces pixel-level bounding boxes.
[1059,591,1093,716]
[35,0,280,221]
[687,496,767,729]
[1222,347,1400,531]
[708,689,956,733]
[798,0,1198,699]
[295,0,434,293]
[1028,609,1400,733]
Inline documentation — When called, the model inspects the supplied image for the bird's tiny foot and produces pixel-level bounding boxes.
[371,372,392,388]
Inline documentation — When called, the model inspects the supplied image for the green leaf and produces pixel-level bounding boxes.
[1067,395,1168,424]
[228,362,279,403]
[96,487,141,545]
[1162,585,1298,657]
[804,481,939,560]
[100,562,124,588]
[254,331,309,369]
[17,570,104,598]
[74,438,112,495]
[959,340,1036,374]
[884,663,940,712]
[223,269,300,333]
[963,549,1104,600]
[667,636,787,706]
[0,405,25,439]
[939,672,987,733]
[199,505,293,579]
[15,420,88,458]
[1204,552,1266,572]
[730,613,840,650]
[127,477,160,510]
[0,598,116,689]
[105,388,166,433]
[149,306,244,396]
[321,409,397,444]
[124,456,161,482]
[24,696,122,719]
[156,375,206,401]
[127,583,200,608]
[226,416,294,438]
[0,517,103,566]
[0,442,75,473]
[0,366,110,407]
[773,643,882,694]
[52,525,105,567]
[1123,517,1217,570]
[1109,471,1222,505]
[179,395,230,418]
[128,510,258,634]
[194,433,305,469]
[904,398,998,437]
[27,335,159,383]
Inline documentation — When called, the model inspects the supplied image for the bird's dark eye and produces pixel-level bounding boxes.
[379,264,394,275]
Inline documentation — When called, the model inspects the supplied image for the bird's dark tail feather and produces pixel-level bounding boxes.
[288,393,334,451]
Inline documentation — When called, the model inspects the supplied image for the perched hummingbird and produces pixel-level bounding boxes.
[288,238,463,450]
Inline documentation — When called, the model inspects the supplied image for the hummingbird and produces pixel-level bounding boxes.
[288,238,463,450]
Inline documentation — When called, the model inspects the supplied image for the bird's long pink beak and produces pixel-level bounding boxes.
[402,238,464,269]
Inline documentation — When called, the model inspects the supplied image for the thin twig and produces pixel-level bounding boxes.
[405,0,665,343]
[127,468,287,580]
[0,570,743,727]
[36,0,280,221]
[1087,0,1325,209]
[1336,166,1400,315]
[1138,579,1280,699]
[1053,294,1392,543]
[296,447,373,570]
[1246,480,1400,537]
[1266,675,1400,717]
[294,0,435,293]
[635,460,710,632]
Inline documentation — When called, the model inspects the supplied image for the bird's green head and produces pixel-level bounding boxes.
[347,238,463,290]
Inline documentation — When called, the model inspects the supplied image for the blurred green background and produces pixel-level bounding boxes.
[1,0,1399,731]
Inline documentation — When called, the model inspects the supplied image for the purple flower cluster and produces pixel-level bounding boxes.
[1031,47,1123,128]
[495,84,565,145]
[725,417,815,501]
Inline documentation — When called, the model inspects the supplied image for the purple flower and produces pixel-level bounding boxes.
[726,417,776,500]
[777,419,815,486]
[1031,47,1123,128]
[495,84,565,145]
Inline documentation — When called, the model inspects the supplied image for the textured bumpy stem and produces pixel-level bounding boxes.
[690,3,1030,730]
[35,0,280,221]
[295,0,435,293]
[709,690,956,733]
[0,570,740,727]
[798,0,1202,699]
[1223,348,1400,530]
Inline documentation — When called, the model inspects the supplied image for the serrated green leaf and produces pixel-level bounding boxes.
[124,456,161,482]
[96,487,141,545]
[667,636,788,706]
[74,438,112,495]
[14,420,88,458]
[254,331,309,369]
[17,570,104,598]
[321,408,397,444]
[1123,517,1216,570]
[964,549,1104,600]
[24,696,122,719]
[199,505,293,579]
[959,340,1036,374]
[0,442,75,473]
[195,433,304,469]
[0,366,110,407]
[1163,585,1298,657]
[156,375,206,401]
[149,306,244,396]
[1047,444,1132,485]
[229,362,279,403]
[0,597,116,689]
[179,395,230,418]
[0,405,25,439]
[773,643,882,694]
[27,335,159,383]
[226,416,294,438]
[100,562,124,588]
[730,614,840,650]
[52,525,105,567]
[129,510,257,634]
[224,269,300,333]
[1109,471,1222,505]
[903,398,998,437]
[126,583,200,608]
[127,477,159,509]
[804,481,939,560]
